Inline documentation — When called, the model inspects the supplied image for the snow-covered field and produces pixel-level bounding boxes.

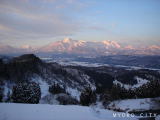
[0,103,139,120]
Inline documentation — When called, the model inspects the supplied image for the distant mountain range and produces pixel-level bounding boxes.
[1,38,160,56]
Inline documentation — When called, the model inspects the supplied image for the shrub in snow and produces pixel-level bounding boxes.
[80,86,96,106]
[56,93,79,105]
[4,91,12,102]
[11,82,41,104]
[100,90,112,106]
[49,83,66,94]
[40,93,78,105]
[0,87,3,102]
[40,94,59,104]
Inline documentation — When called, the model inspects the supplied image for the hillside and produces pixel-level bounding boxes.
[0,54,160,120]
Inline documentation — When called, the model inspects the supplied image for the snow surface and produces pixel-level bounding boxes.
[2,82,13,102]
[48,59,160,71]
[108,97,160,112]
[156,115,160,120]
[113,76,149,90]
[66,87,81,101]
[30,74,94,102]
[31,76,49,98]
[58,61,105,67]
[0,103,139,120]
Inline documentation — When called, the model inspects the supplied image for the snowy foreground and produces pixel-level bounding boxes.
[0,103,139,120]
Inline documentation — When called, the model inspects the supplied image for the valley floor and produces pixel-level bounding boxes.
[0,103,139,120]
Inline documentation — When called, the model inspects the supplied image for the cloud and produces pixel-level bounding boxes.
[0,0,86,44]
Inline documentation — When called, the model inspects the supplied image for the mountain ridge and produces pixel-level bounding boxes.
[1,38,160,55]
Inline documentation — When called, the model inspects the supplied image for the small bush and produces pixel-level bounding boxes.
[56,93,78,105]
[49,83,66,94]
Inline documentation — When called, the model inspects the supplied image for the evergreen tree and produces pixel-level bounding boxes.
[136,80,160,98]
[110,83,136,100]
[109,79,160,101]
[80,86,96,106]
[0,87,3,102]
[12,82,41,104]
[110,84,122,100]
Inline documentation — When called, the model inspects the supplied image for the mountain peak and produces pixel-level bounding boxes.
[148,45,160,50]
[21,45,32,49]
[62,38,73,43]
[1,39,160,55]
[102,40,121,48]
[12,54,41,63]
[124,45,135,50]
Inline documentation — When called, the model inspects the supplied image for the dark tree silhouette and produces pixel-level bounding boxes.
[12,82,41,104]
[80,86,96,106]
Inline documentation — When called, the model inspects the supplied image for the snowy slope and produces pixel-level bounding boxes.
[156,115,160,120]
[0,54,96,103]
[0,103,138,120]
[31,75,89,101]
[113,77,149,90]
[108,97,160,112]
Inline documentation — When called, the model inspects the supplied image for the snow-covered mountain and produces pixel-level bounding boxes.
[37,38,160,55]
[38,38,121,55]
[0,38,160,55]
[20,45,35,52]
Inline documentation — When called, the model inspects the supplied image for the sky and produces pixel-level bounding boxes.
[0,0,160,47]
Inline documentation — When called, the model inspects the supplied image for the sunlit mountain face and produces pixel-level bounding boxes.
[0,38,160,56]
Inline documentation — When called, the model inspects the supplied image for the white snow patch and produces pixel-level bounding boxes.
[66,87,81,101]
[155,115,160,120]
[133,77,149,88]
[113,77,149,90]
[2,82,13,102]
[56,61,105,67]
[40,94,59,105]
[31,76,49,98]
[108,97,160,112]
